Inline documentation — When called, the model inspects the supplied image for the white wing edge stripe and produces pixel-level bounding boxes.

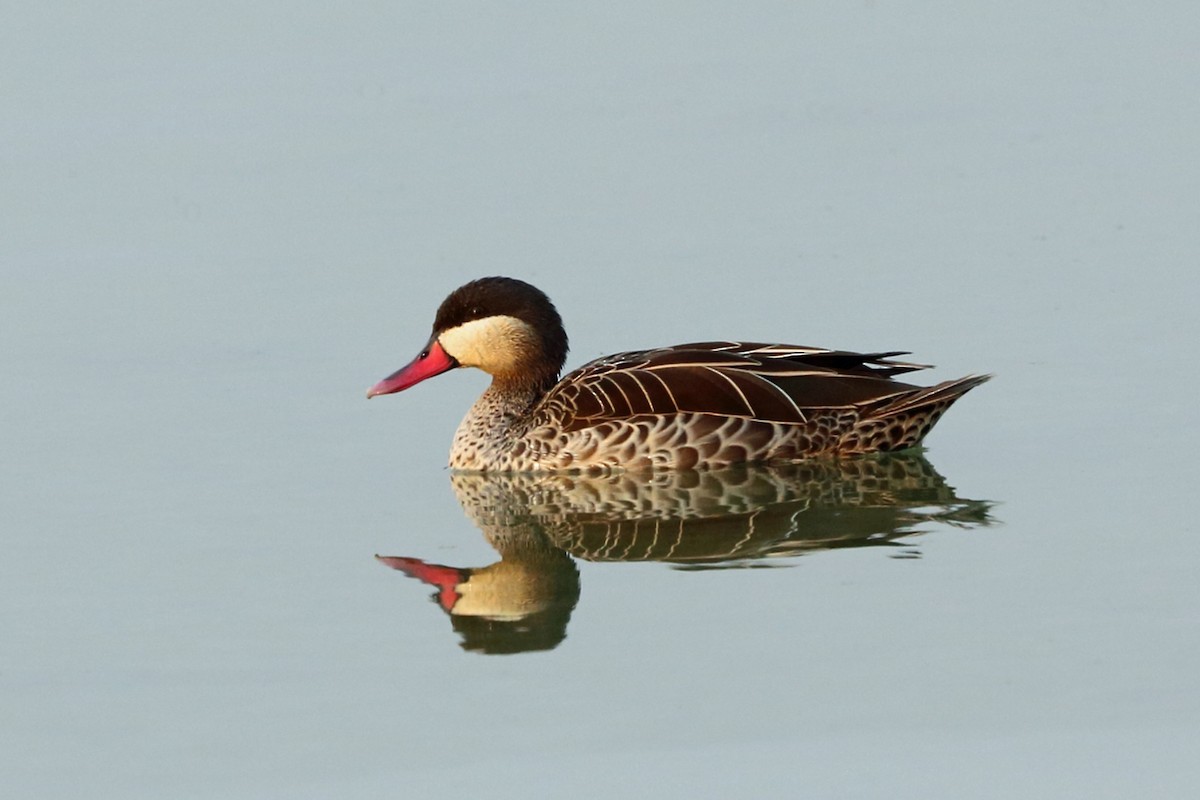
[604,374,636,413]
[642,360,751,371]
[755,368,892,378]
[580,382,607,414]
[627,371,655,409]
[746,346,835,356]
[703,366,753,416]
[761,374,807,422]
[643,363,901,379]
[644,370,678,410]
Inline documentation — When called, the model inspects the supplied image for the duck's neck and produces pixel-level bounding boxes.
[448,376,550,471]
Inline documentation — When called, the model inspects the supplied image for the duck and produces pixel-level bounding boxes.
[367,276,990,473]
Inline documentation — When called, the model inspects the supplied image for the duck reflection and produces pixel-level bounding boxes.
[379,454,994,654]
[377,534,579,655]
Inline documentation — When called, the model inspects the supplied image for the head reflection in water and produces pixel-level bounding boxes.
[378,454,996,655]
[377,547,579,655]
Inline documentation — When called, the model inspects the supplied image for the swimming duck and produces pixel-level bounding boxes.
[368,276,989,473]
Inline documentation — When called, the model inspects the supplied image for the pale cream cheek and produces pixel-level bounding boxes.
[438,315,537,374]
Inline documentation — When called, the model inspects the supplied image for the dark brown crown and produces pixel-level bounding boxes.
[433,277,570,377]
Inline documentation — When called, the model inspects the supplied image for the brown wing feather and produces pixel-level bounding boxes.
[534,341,935,432]
[675,341,929,376]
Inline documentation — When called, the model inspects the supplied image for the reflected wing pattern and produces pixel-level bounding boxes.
[379,457,998,654]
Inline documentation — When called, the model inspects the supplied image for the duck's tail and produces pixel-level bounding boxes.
[841,374,992,453]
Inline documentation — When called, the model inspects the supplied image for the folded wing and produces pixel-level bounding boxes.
[536,341,934,430]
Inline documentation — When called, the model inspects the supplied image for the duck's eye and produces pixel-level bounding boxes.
[419,348,430,359]
[470,306,482,317]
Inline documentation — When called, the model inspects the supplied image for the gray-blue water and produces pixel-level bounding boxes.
[5,3,1198,797]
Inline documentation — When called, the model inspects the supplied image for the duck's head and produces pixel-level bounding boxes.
[367,276,569,398]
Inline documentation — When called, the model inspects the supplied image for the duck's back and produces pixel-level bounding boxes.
[511,341,988,472]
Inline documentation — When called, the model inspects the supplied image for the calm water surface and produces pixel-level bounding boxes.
[5,3,1199,798]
